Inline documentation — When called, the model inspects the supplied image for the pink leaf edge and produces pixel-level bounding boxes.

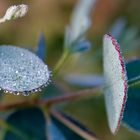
[104,34,128,134]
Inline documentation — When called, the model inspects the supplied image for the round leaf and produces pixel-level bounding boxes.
[103,34,128,134]
[123,59,140,133]
[4,107,46,140]
[0,45,50,96]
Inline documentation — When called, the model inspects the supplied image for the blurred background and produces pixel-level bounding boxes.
[0,0,140,139]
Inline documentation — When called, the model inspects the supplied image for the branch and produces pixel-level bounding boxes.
[0,87,101,111]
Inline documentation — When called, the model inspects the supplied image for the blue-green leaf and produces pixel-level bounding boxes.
[4,107,46,140]
[126,59,140,80]
[47,119,66,140]
[36,33,47,61]
[0,45,50,96]
[71,39,91,53]
[123,86,140,133]
[51,110,98,140]
[110,18,126,39]
[65,74,104,87]
[123,59,140,133]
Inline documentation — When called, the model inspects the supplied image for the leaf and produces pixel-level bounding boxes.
[65,0,96,47]
[126,59,140,80]
[120,27,139,52]
[123,86,140,134]
[51,110,98,140]
[47,118,66,140]
[123,59,140,133]
[36,33,47,61]
[65,74,104,87]
[121,27,138,46]
[103,34,128,134]
[71,39,91,53]
[4,107,46,140]
[0,4,28,23]
[0,45,50,96]
[110,18,126,39]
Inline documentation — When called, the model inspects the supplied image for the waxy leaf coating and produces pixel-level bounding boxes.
[0,45,50,96]
[103,34,128,134]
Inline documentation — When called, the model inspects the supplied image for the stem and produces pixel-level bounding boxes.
[53,50,70,77]
[0,87,101,111]
[128,76,140,87]
[41,86,101,106]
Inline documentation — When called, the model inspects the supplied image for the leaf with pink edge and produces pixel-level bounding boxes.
[103,34,128,134]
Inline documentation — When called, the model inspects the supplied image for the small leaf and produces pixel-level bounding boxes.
[36,33,47,61]
[47,118,66,140]
[0,45,50,96]
[120,27,139,52]
[123,59,140,133]
[51,110,98,140]
[110,18,126,39]
[65,0,96,47]
[65,74,104,87]
[71,39,91,53]
[103,34,128,134]
[0,4,28,23]
[4,107,46,140]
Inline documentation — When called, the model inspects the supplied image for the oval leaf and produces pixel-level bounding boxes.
[110,18,126,39]
[123,59,140,133]
[103,34,128,134]
[36,33,47,61]
[4,107,46,140]
[126,59,140,80]
[0,45,50,96]
[65,74,104,87]
[123,86,140,134]
[51,110,98,140]
[47,118,66,140]
[71,39,91,53]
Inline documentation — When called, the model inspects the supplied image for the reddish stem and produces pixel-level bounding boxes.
[0,87,101,111]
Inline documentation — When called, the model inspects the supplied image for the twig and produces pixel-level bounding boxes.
[53,50,70,77]
[0,87,101,111]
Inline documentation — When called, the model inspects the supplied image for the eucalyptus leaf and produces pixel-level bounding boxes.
[71,39,91,53]
[47,119,66,140]
[120,27,139,49]
[4,107,46,140]
[110,18,126,39]
[0,45,50,96]
[36,33,47,61]
[51,110,98,140]
[126,59,140,80]
[123,86,140,133]
[0,4,28,23]
[65,74,104,87]
[67,0,96,45]
[123,59,140,133]
[103,34,128,134]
